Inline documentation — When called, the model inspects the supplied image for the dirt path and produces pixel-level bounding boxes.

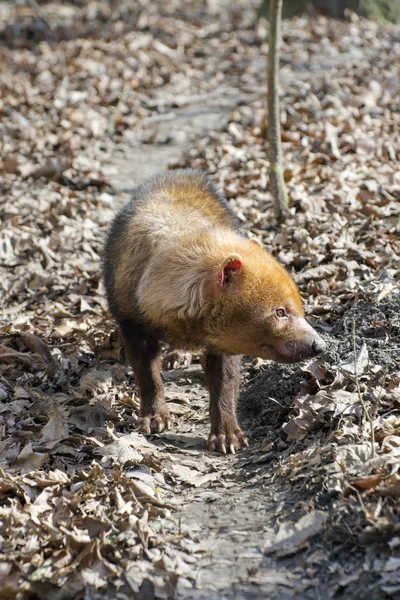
[104,97,294,599]
[106,88,249,192]
[104,96,370,600]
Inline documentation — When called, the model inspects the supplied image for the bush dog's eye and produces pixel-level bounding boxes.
[275,308,286,318]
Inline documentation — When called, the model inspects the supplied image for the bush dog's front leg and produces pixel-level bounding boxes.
[203,351,248,454]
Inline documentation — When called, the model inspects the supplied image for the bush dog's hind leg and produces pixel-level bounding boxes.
[203,351,248,454]
[119,321,172,433]
[162,349,193,370]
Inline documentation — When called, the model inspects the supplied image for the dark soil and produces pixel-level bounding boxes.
[239,363,305,436]
[331,294,400,374]
[240,294,399,442]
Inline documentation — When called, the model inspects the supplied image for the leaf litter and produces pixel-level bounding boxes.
[0,1,399,598]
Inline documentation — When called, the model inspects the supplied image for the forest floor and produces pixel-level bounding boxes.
[1,1,400,599]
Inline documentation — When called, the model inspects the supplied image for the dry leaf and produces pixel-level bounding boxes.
[264,511,328,557]
[39,404,70,446]
[15,443,48,473]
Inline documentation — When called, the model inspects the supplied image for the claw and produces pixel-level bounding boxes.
[208,427,249,455]
[163,350,193,370]
[138,413,171,435]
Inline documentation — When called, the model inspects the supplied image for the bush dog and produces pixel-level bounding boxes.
[103,170,326,454]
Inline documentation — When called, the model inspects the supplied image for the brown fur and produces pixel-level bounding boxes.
[103,169,326,453]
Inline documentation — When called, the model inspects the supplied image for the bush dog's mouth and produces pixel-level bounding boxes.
[259,342,325,364]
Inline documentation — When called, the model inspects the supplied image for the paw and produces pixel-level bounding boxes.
[163,350,192,370]
[208,429,249,455]
[137,413,173,434]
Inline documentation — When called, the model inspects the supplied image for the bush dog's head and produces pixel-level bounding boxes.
[206,238,326,363]
[137,229,326,362]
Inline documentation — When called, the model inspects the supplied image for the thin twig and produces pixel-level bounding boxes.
[352,320,375,458]
[347,484,365,511]
[267,0,289,219]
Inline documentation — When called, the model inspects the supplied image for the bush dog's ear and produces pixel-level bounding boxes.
[250,237,263,248]
[216,254,243,287]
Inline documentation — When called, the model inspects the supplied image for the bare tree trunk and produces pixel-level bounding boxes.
[267,0,288,219]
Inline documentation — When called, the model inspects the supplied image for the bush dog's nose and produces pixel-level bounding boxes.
[312,338,326,356]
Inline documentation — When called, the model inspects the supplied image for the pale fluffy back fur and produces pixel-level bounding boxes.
[135,199,243,322]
